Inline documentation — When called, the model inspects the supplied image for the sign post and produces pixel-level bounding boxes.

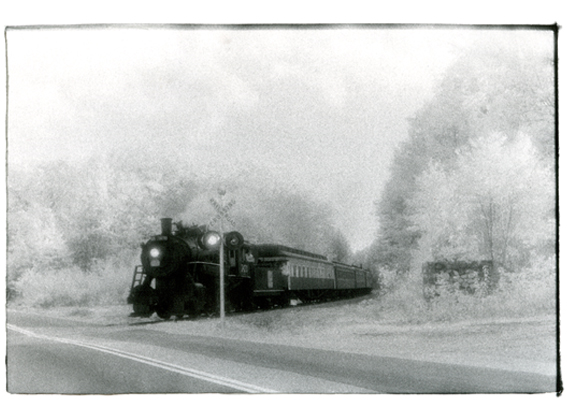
[208,189,236,328]
[219,213,225,326]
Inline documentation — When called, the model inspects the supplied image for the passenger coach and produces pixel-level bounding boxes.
[255,244,372,304]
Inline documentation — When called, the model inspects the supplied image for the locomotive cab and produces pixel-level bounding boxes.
[227,245,257,277]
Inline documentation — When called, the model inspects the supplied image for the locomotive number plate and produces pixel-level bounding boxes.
[150,259,160,267]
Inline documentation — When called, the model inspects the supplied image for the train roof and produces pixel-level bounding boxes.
[255,244,328,261]
[332,261,370,272]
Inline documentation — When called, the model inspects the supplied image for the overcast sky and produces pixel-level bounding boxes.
[5,26,551,250]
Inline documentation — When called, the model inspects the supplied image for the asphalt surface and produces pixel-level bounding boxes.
[6,310,558,394]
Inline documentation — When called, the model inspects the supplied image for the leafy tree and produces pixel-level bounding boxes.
[7,167,71,298]
[179,176,351,259]
[7,155,188,273]
[372,36,554,276]
[410,133,554,271]
[326,227,352,263]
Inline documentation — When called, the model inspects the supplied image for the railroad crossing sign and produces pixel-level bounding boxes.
[209,197,236,228]
[208,192,236,329]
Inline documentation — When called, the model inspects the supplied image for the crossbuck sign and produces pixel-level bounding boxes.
[209,198,236,228]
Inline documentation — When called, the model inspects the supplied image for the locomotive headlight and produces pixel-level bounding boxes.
[199,231,221,250]
[149,248,160,258]
[205,233,221,247]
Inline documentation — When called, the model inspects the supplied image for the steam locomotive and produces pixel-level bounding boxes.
[128,218,373,319]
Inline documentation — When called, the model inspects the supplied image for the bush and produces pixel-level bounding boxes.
[368,255,556,324]
[493,256,556,316]
[11,253,136,308]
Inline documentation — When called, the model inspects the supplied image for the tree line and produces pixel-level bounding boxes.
[7,154,353,301]
[368,36,555,284]
[7,35,555,306]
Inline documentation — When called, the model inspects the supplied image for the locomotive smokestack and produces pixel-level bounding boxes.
[161,218,173,236]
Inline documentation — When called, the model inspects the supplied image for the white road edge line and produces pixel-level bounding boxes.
[7,323,278,394]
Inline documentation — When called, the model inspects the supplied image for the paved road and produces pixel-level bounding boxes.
[8,331,240,393]
[6,310,558,394]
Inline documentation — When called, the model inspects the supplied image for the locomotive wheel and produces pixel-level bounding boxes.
[133,303,153,317]
[185,290,206,318]
[130,285,156,317]
[156,305,172,320]
[278,294,291,308]
[184,305,199,318]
